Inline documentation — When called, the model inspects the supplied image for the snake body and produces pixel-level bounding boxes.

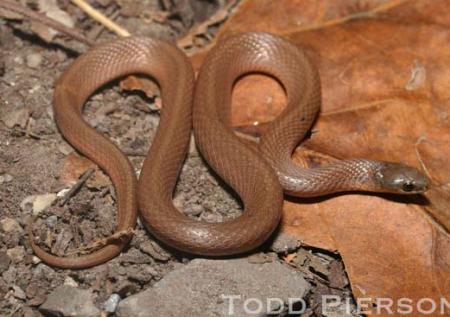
[28,33,428,268]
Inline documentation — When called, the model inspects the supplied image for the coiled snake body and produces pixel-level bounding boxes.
[28,33,428,268]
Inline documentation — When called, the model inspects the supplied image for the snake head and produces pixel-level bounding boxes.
[375,162,429,194]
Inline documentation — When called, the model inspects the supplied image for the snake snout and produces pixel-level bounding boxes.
[376,162,429,194]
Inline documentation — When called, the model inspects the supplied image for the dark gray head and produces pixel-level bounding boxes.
[375,162,429,194]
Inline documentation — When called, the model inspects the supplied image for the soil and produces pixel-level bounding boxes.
[0,1,362,316]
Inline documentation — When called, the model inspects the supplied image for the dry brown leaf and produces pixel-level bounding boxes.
[190,0,450,315]
[59,153,95,186]
[59,153,110,191]
[120,75,160,101]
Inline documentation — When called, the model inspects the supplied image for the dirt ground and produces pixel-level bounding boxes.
[0,1,362,316]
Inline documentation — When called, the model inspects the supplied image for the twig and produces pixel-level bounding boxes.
[123,149,147,157]
[59,168,95,206]
[0,0,93,45]
[71,0,130,37]
[87,6,119,40]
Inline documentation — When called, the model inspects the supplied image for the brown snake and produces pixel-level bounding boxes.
[28,33,428,269]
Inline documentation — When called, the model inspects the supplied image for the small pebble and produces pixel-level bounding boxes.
[0,174,13,184]
[271,233,301,253]
[172,193,184,210]
[200,211,222,223]
[1,108,30,128]
[2,266,17,285]
[33,263,56,277]
[7,246,26,263]
[20,194,57,215]
[57,143,74,155]
[0,217,23,233]
[184,204,204,216]
[31,256,41,265]
[33,194,57,214]
[14,56,24,65]
[64,276,79,287]
[12,285,27,300]
[40,285,100,317]
[26,52,43,69]
[44,215,58,228]
[103,293,121,313]
[0,252,11,273]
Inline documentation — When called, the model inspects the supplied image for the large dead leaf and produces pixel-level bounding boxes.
[190,0,450,315]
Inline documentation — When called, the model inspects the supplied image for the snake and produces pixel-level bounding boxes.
[27,33,428,269]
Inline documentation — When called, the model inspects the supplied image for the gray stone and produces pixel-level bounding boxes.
[270,233,301,253]
[0,252,11,273]
[39,285,100,317]
[0,174,13,184]
[6,246,26,263]
[20,193,57,215]
[103,293,121,313]
[26,53,43,69]
[117,258,310,317]
[184,204,204,216]
[1,108,30,128]
[44,215,58,228]
[0,217,23,233]
[63,276,79,288]
[12,285,26,300]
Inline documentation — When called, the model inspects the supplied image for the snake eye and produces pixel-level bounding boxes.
[402,182,415,192]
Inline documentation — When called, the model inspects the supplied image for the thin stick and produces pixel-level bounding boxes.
[71,0,130,37]
[59,168,95,206]
[88,7,119,40]
[0,0,93,45]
